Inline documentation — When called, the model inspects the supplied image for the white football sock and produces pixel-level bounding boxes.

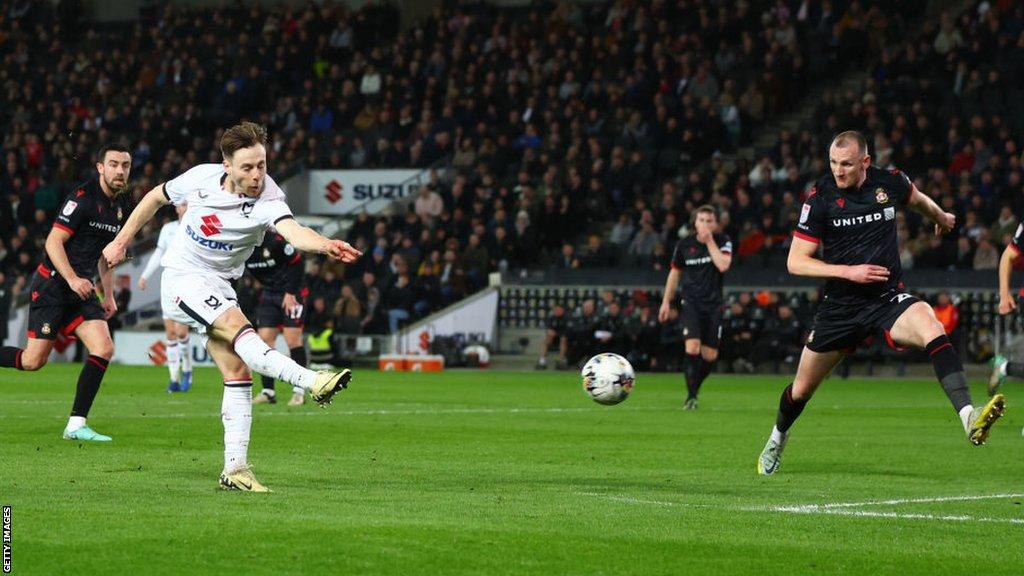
[233,328,316,390]
[180,336,193,372]
[770,425,787,444]
[165,339,180,381]
[222,383,252,473]
[66,415,87,431]
[959,405,974,434]
[292,385,305,395]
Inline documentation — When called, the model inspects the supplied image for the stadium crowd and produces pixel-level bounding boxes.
[535,287,977,372]
[0,0,1020,338]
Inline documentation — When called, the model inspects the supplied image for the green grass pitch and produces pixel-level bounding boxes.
[0,364,1021,575]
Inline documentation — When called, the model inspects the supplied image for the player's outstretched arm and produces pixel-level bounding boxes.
[104,184,170,266]
[275,218,363,263]
[658,268,680,323]
[787,236,889,284]
[998,245,1019,315]
[906,185,955,234]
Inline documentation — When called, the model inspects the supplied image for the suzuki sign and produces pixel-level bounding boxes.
[309,169,434,215]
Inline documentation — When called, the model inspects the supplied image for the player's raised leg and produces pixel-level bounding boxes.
[758,347,843,475]
[210,308,349,406]
[888,301,1005,445]
[63,320,115,442]
[206,337,268,492]
[0,336,55,372]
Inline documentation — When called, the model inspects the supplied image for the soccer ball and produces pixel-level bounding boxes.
[581,353,635,405]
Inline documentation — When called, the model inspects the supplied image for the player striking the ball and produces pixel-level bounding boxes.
[757,131,1005,475]
[104,122,362,491]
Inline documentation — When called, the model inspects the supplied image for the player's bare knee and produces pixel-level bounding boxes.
[20,353,47,371]
[685,341,701,355]
[88,341,115,360]
[701,349,719,362]
[790,377,819,400]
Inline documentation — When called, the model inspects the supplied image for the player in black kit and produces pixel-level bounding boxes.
[757,131,1005,475]
[0,145,132,441]
[247,230,310,406]
[660,205,732,409]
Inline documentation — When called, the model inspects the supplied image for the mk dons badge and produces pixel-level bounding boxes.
[117,207,124,221]
[875,188,889,204]
[263,248,271,258]
[41,323,52,335]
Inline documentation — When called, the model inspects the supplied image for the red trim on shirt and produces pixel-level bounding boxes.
[1010,242,1022,255]
[36,263,51,278]
[792,231,820,244]
[53,222,74,235]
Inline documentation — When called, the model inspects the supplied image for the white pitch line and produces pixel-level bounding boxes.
[775,493,1024,512]
[768,507,1024,525]
[582,493,1024,525]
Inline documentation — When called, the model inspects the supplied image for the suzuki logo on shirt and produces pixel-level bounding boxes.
[185,225,234,251]
[832,212,883,227]
[200,214,223,236]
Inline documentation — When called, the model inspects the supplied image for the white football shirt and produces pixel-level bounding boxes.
[161,163,293,280]
[139,220,179,281]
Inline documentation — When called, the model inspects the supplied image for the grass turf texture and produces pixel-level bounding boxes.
[0,365,1021,575]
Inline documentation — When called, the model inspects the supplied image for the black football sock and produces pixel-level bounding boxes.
[775,384,808,433]
[71,355,109,418]
[260,374,276,392]
[0,346,24,370]
[290,346,308,367]
[926,335,971,412]
[696,358,716,391]
[684,353,701,399]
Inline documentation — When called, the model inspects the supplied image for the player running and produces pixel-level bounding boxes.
[246,230,310,406]
[137,202,194,393]
[659,205,732,410]
[0,145,133,441]
[103,122,362,492]
[757,131,1006,475]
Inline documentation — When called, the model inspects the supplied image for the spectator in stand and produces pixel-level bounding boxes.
[414,184,444,226]
[537,303,568,370]
[333,284,363,335]
[384,261,415,334]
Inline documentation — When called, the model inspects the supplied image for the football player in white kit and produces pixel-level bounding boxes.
[104,122,362,492]
[137,202,194,393]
